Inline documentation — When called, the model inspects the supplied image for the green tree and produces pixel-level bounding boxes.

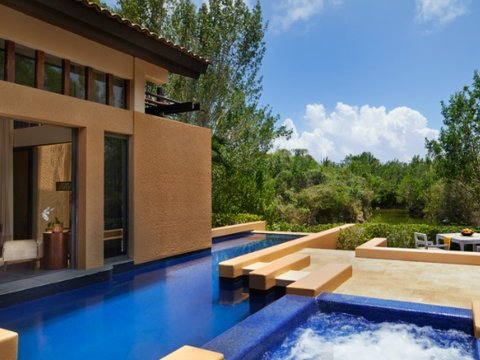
[427,71,480,224]
[116,0,288,218]
[375,160,407,207]
[115,0,173,37]
[343,152,381,204]
[397,156,435,218]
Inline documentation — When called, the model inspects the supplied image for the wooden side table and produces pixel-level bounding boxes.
[43,231,68,269]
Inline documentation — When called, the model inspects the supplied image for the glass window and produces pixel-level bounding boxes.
[70,63,86,99]
[93,69,107,104]
[112,77,126,108]
[104,135,128,258]
[0,39,5,80]
[15,45,35,87]
[44,54,63,94]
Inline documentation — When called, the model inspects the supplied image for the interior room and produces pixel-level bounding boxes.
[0,118,73,280]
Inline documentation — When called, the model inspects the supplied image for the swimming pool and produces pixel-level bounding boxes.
[204,293,479,360]
[0,232,301,360]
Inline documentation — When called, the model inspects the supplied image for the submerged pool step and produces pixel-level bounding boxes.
[249,253,311,291]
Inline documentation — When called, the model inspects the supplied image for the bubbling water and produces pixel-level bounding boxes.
[262,312,475,360]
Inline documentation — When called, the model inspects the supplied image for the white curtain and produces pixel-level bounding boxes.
[0,118,13,248]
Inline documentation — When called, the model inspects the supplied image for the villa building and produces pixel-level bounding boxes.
[0,0,211,270]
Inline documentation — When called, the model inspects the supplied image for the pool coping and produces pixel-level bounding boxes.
[219,224,354,278]
[356,237,480,266]
[203,295,318,360]
[203,293,479,360]
[0,247,216,308]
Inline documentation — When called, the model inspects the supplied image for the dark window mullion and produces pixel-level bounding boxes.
[124,80,130,110]
[86,66,93,101]
[35,50,45,89]
[107,73,113,106]
[5,40,15,82]
[63,59,70,95]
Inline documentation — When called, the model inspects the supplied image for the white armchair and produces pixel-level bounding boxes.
[414,232,448,250]
[2,239,42,270]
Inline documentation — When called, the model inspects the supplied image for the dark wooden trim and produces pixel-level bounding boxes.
[62,59,70,95]
[106,73,113,106]
[35,50,45,89]
[124,79,131,110]
[5,40,15,82]
[145,102,200,116]
[86,66,93,101]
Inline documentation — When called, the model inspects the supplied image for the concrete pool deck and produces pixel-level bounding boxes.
[297,248,480,309]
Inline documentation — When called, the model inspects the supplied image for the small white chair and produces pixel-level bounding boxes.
[414,232,448,250]
[2,239,42,270]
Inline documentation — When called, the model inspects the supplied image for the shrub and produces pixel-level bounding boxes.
[212,213,263,227]
[267,222,341,233]
[337,223,467,250]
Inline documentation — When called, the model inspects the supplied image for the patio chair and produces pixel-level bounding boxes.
[414,232,448,250]
[2,239,42,270]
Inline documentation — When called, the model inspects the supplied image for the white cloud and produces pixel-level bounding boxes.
[415,0,469,26]
[274,102,439,163]
[271,0,343,32]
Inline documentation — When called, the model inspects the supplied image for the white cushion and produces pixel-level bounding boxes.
[3,239,39,262]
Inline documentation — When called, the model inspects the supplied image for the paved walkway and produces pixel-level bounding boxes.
[298,248,480,309]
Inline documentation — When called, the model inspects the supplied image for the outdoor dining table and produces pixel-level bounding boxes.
[436,233,480,251]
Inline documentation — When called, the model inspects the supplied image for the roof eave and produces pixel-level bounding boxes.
[0,0,208,79]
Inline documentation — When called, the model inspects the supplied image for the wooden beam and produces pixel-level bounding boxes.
[5,40,15,82]
[62,59,71,95]
[35,50,45,89]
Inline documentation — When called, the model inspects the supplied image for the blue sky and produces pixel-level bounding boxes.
[104,0,479,162]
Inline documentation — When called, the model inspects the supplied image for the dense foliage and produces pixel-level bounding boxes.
[427,71,480,225]
[102,1,480,228]
[113,0,289,218]
[336,223,462,250]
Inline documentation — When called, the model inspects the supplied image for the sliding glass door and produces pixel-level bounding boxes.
[104,135,128,259]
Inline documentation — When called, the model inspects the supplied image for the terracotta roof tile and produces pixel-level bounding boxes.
[78,0,209,64]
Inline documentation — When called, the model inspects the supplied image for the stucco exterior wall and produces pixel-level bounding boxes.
[0,81,133,133]
[0,82,132,269]
[77,126,105,269]
[132,113,211,264]
[0,6,211,269]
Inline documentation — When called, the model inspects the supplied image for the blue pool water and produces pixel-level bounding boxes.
[0,232,300,360]
[204,293,478,360]
[262,312,476,360]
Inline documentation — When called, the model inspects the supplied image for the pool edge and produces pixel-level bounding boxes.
[203,293,479,360]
